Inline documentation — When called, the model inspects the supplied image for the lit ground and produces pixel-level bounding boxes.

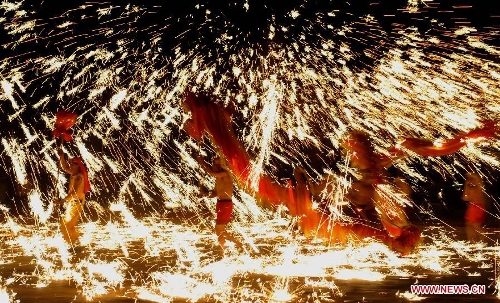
[0,209,499,303]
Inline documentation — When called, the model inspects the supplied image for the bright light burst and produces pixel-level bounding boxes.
[0,0,499,301]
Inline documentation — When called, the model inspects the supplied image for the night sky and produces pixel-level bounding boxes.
[10,0,500,59]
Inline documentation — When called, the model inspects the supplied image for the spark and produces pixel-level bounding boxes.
[1,80,18,109]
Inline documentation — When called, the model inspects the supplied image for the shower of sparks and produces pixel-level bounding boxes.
[0,0,499,301]
[0,215,497,302]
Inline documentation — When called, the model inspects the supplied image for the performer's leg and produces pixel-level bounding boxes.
[215,224,228,249]
[61,201,84,245]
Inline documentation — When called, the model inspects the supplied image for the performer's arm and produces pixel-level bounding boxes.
[58,148,71,174]
[206,167,229,178]
[197,156,229,177]
[310,181,325,196]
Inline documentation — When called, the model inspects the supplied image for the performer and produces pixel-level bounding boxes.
[341,131,421,251]
[56,147,90,245]
[462,173,487,242]
[342,131,408,224]
[197,153,242,252]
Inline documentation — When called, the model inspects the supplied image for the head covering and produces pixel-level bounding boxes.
[70,157,91,193]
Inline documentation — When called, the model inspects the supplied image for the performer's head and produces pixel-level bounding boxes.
[212,155,228,171]
[341,130,376,170]
[69,157,83,175]
[462,173,485,202]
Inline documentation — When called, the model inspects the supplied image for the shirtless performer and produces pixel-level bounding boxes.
[462,173,487,243]
[341,131,421,254]
[197,154,242,251]
[341,131,380,223]
[56,148,90,245]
